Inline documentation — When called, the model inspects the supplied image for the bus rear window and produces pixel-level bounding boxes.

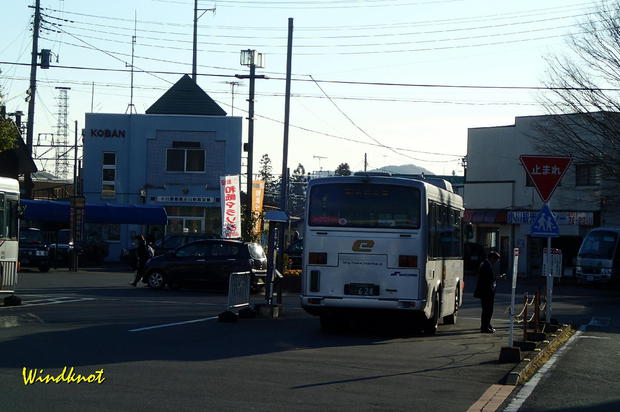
[308,183,420,229]
[579,231,618,260]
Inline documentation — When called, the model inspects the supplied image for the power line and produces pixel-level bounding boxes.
[42,8,597,42]
[46,19,586,51]
[40,1,602,32]
[4,60,620,92]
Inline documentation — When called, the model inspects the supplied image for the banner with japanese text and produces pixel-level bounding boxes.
[252,180,265,236]
[220,175,241,238]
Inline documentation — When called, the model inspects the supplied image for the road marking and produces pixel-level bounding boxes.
[588,317,611,327]
[128,316,219,332]
[503,323,586,412]
[578,335,611,340]
[0,297,95,309]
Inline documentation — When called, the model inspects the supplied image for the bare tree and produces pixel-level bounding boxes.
[538,1,620,181]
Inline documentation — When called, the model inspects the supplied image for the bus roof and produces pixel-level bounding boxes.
[0,177,20,194]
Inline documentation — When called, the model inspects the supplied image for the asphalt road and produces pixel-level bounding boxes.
[503,281,620,412]
[0,268,611,412]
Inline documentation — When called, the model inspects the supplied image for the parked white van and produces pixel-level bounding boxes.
[575,227,620,283]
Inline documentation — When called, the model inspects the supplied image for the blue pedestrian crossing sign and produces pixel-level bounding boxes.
[531,204,560,237]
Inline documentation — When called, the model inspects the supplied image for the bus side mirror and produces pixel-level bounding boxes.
[17,204,26,219]
[465,223,473,240]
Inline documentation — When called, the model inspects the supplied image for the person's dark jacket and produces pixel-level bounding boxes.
[474,259,496,299]
[136,239,149,268]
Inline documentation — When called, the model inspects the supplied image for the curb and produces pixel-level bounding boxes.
[504,324,575,385]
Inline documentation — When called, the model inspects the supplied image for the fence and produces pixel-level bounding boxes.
[510,287,548,343]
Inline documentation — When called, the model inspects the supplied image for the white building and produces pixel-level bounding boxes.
[465,114,605,277]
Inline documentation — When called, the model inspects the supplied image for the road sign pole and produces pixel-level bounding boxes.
[508,248,519,347]
[546,234,553,322]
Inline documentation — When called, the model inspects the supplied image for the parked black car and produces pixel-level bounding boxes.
[120,232,219,268]
[48,229,80,268]
[142,239,267,291]
[19,228,51,272]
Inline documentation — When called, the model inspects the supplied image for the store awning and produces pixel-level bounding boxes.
[21,200,167,225]
[464,209,507,224]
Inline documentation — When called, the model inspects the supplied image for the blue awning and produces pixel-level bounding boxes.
[21,200,168,225]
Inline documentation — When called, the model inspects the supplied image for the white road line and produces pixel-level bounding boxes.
[128,316,219,332]
[503,323,586,412]
[1,297,96,308]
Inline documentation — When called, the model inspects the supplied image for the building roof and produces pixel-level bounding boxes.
[146,74,227,116]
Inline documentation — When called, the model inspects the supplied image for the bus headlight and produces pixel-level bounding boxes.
[601,268,613,275]
[36,250,47,256]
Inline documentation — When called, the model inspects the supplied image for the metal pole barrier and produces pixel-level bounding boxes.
[523,293,528,342]
[534,288,540,332]
[508,248,519,347]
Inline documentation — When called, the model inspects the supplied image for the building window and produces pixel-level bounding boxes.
[166,142,205,173]
[102,152,116,197]
[576,164,599,186]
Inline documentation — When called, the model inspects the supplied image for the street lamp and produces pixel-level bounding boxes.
[236,49,265,235]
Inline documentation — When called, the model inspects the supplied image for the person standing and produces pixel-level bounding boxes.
[474,251,501,333]
[131,235,149,286]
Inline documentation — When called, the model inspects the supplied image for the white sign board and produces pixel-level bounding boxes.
[220,175,241,238]
[542,248,562,277]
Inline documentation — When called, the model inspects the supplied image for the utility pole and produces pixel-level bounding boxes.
[277,18,294,305]
[192,1,216,81]
[236,50,265,232]
[280,18,293,215]
[364,153,368,172]
[25,0,42,199]
[226,81,240,116]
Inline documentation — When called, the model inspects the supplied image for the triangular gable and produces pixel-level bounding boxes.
[146,74,227,116]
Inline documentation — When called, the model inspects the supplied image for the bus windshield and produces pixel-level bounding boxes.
[308,183,420,229]
[579,231,618,259]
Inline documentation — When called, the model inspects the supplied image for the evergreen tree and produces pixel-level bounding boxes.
[334,162,352,176]
[258,153,280,206]
[288,163,308,217]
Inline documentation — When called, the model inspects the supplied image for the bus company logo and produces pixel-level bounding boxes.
[352,240,374,252]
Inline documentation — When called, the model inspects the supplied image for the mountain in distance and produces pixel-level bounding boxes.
[366,164,434,175]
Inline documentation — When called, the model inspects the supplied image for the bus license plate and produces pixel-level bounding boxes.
[345,283,379,296]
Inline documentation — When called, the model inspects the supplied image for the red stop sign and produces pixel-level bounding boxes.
[520,155,571,202]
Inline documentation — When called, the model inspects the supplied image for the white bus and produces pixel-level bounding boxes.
[300,174,464,334]
[575,227,620,283]
[0,177,20,294]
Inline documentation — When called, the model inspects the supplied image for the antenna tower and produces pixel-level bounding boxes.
[126,11,137,114]
[55,86,71,178]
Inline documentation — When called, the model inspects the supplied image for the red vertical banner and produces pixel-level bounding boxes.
[220,175,241,238]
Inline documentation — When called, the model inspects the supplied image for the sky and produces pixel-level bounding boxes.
[0,0,608,179]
